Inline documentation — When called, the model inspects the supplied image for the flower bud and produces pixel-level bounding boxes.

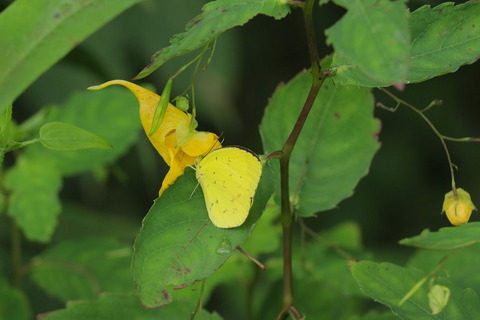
[428,284,450,315]
[442,188,476,226]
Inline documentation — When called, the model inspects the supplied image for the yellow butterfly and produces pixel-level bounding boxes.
[195,147,262,228]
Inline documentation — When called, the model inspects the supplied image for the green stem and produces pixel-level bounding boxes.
[276,0,324,318]
[379,88,457,193]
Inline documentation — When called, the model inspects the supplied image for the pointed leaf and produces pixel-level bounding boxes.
[350,260,480,319]
[132,166,274,308]
[135,0,291,79]
[24,87,140,176]
[260,71,380,216]
[38,293,223,320]
[0,0,140,112]
[399,222,480,250]
[409,2,480,83]
[4,157,62,242]
[326,0,410,86]
[40,121,112,151]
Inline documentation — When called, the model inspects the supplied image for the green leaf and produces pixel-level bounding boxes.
[349,311,400,320]
[132,166,274,308]
[29,237,133,302]
[0,276,31,320]
[407,243,480,295]
[0,105,13,166]
[39,121,112,151]
[326,0,410,86]
[24,86,140,176]
[303,222,368,297]
[350,260,480,319]
[0,0,140,112]
[240,199,281,257]
[260,71,380,216]
[399,222,480,250]
[38,293,223,320]
[409,2,480,83]
[4,157,62,242]
[135,0,291,79]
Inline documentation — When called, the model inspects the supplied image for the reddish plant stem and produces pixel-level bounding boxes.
[276,0,325,318]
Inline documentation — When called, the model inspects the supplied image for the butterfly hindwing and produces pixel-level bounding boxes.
[195,147,262,228]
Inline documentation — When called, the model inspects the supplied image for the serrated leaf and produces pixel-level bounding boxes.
[0,0,140,112]
[135,0,291,79]
[326,0,410,86]
[39,121,112,151]
[29,237,133,302]
[132,166,274,308]
[260,71,380,216]
[399,222,480,250]
[409,1,480,83]
[4,157,62,242]
[350,260,480,319]
[24,87,140,176]
[38,293,223,320]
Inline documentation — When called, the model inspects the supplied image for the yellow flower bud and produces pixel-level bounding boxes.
[442,188,476,226]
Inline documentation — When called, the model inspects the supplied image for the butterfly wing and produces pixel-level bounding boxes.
[195,147,262,228]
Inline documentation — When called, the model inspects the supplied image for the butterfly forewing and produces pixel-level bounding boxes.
[195,147,262,228]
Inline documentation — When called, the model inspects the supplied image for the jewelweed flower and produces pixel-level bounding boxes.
[442,188,476,226]
[88,80,221,195]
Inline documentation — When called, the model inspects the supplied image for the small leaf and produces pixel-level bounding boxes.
[409,2,480,83]
[260,71,380,216]
[350,260,480,319]
[39,121,112,151]
[0,0,141,113]
[24,87,140,176]
[399,222,480,250]
[132,166,274,308]
[326,0,410,86]
[149,79,172,136]
[4,157,62,242]
[135,0,291,79]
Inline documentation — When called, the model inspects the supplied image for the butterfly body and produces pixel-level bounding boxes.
[195,147,262,228]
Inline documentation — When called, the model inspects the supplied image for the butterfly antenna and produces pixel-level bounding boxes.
[189,181,200,199]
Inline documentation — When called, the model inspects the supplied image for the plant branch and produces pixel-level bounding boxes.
[378,88,459,193]
[276,0,325,318]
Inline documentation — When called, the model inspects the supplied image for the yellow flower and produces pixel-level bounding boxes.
[442,188,476,226]
[88,80,221,195]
